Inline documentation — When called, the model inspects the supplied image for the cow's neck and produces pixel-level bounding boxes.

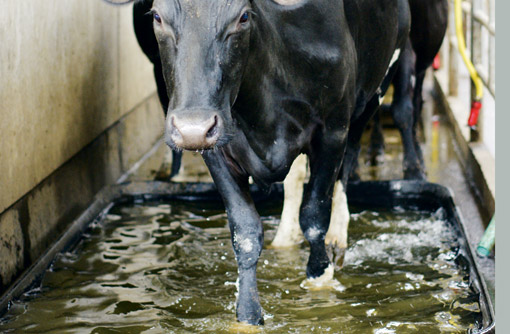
[225,0,351,186]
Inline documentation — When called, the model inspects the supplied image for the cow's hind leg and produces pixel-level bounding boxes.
[271,154,306,248]
[391,40,426,180]
[202,152,264,325]
[412,70,427,168]
[368,110,386,165]
[272,154,348,270]
[336,88,395,269]
[325,180,349,269]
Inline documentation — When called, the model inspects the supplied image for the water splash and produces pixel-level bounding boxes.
[0,203,482,333]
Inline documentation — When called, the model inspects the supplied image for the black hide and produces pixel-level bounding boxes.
[368,0,448,180]
[134,0,410,325]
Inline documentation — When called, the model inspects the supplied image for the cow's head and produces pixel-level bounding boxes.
[151,0,253,151]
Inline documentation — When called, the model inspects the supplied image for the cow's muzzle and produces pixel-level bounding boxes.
[166,109,222,150]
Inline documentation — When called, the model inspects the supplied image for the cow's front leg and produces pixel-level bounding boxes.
[300,133,348,281]
[202,151,264,325]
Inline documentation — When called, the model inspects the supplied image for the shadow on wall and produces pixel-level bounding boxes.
[0,1,160,292]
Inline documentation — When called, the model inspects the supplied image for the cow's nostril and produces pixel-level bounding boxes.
[170,116,181,137]
[206,115,219,139]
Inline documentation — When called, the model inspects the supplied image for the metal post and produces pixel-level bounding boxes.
[448,1,459,97]
[470,0,482,142]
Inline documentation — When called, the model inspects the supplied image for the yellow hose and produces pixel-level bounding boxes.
[454,0,484,100]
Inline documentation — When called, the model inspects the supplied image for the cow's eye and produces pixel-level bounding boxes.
[239,12,249,24]
[154,13,162,24]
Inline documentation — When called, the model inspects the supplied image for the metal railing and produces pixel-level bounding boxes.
[471,0,495,97]
[444,0,495,143]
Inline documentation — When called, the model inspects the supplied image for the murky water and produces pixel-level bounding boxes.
[0,200,482,333]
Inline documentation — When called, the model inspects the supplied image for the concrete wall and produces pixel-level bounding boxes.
[0,1,163,291]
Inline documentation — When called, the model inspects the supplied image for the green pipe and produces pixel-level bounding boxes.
[476,217,495,257]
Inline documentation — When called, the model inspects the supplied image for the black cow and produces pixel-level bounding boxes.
[129,0,410,325]
[368,0,448,180]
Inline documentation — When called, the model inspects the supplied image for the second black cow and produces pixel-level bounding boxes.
[368,0,448,180]
[132,0,410,325]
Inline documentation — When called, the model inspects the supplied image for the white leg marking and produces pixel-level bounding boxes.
[410,74,416,88]
[271,154,307,248]
[389,48,401,69]
[384,48,401,77]
[325,181,349,249]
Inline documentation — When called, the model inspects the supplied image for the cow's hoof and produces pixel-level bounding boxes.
[236,312,264,326]
[403,167,426,180]
[326,243,346,270]
[229,321,263,333]
[154,162,173,181]
[368,146,385,166]
[300,264,345,291]
[236,300,264,326]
